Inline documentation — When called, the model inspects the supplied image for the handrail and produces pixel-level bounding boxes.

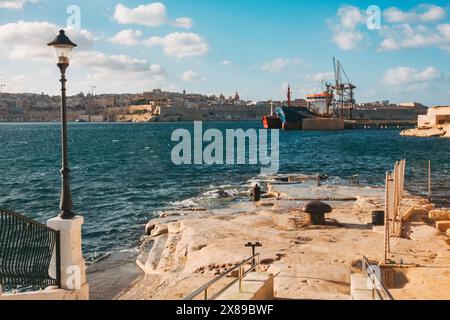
[0,208,57,232]
[184,253,260,300]
[361,256,394,300]
[0,208,61,291]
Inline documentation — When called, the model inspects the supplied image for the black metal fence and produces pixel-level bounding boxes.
[0,208,61,290]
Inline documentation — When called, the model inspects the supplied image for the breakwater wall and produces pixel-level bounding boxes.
[156,105,271,122]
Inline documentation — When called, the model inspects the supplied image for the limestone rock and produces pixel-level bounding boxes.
[159,211,182,218]
[436,221,450,233]
[121,182,449,301]
[145,221,156,236]
[429,209,450,221]
[400,127,445,138]
[151,224,169,237]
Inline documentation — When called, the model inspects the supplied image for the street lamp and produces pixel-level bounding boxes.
[47,30,77,220]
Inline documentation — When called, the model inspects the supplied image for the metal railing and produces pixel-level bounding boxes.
[362,256,394,301]
[0,208,61,290]
[384,159,406,261]
[184,253,260,300]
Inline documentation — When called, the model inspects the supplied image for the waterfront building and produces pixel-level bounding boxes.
[418,106,450,128]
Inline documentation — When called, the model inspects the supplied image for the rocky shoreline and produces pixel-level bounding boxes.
[86,174,450,300]
[116,176,391,300]
[401,124,450,138]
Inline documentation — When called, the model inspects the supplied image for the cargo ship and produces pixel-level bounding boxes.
[263,84,324,130]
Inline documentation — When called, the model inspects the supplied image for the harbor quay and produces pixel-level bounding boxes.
[114,167,450,301]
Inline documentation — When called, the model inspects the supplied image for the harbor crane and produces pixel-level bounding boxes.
[332,57,356,119]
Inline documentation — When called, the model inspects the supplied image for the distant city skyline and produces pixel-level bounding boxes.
[0,0,450,105]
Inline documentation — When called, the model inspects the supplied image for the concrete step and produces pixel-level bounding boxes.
[350,274,379,300]
[214,272,274,300]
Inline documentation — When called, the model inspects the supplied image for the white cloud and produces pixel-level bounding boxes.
[384,4,446,24]
[113,3,193,29]
[329,5,366,50]
[0,0,37,10]
[329,4,449,52]
[377,5,448,52]
[143,32,208,58]
[75,51,167,93]
[75,51,165,77]
[332,29,363,50]
[10,74,31,82]
[109,29,143,46]
[173,17,193,29]
[113,3,167,27]
[178,70,204,82]
[79,70,170,94]
[0,21,94,61]
[310,72,335,82]
[0,20,168,92]
[379,23,450,51]
[261,57,301,73]
[382,66,441,86]
[337,5,366,30]
[220,60,232,66]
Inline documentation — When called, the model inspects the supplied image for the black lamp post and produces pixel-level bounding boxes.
[47,30,77,220]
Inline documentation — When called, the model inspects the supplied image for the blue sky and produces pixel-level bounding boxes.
[0,0,450,105]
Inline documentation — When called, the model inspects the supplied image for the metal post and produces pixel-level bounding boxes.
[245,242,262,268]
[428,160,432,202]
[384,172,389,262]
[257,254,260,272]
[204,288,208,300]
[55,230,62,288]
[392,162,398,235]
[401,159,406,201]
[239,267,243,292]
[399,160,403,201]
[58,63,74,220]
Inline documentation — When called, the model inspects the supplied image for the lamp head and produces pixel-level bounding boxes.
[47,30,77,65]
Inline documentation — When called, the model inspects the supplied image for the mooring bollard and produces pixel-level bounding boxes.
[303,200,332,225]
[251,184,261,202]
